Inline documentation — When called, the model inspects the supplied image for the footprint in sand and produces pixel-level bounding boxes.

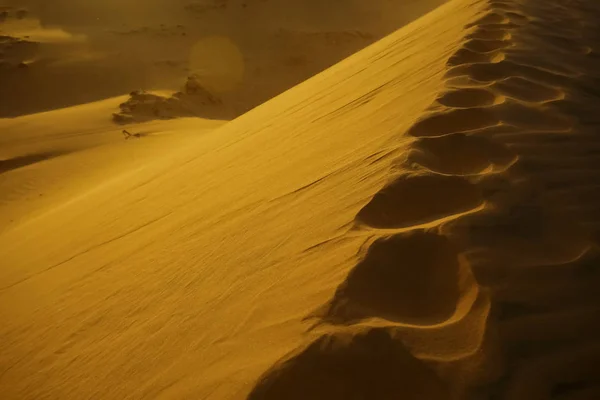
[495,102,574,131]
[408,133,515,175]
[464,38,512,53]
[444,62,506,82]
[407,108,499,137]
[447,47,506,67]
[538,34,593,55]
[504,11,531,25]
[355,173,483,229]
[488,0,518,11]
[436,88,498,108]
[492,76,564,103]
[478,21,521,31]
[466,12,509,28]
[445,60,572,88]
[247,328,450,400]
[493,249,600,400]
[320,231,472,325]
[467,27,512,41]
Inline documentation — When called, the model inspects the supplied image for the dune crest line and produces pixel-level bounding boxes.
[247,0,600,398]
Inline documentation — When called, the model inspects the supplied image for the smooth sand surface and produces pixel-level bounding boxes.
[0,97,226,230]
[2,0,600,399]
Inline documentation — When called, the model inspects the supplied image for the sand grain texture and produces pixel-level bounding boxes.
[2,0,600,399]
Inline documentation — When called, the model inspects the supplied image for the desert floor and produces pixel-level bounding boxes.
[2,0,600,399]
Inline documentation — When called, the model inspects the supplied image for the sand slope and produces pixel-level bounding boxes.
[2,0,600,398]
[0,97,225,232]
[0,0,479,397]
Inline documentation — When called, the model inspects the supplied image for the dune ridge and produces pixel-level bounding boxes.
[248,0,600,398]
[0,0,486,397]
[2,0,600,398]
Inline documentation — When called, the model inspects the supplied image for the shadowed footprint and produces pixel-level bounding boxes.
[446,196,589,267]
[469,122,521,134]
[492,77,564,103]
[467,28,512,41]
[320,232,471,325]
[247,329,450,400]
[466,12,508,28]
[497,102,574,131]
[356,173,482,229]
[488,0,517,11]
[479,22,521,31]
[447,48,505,66]
[542,34,593,55]
[409,133,515,175]
[408,107,499,137]
[505,11,531,24]
[530,20,582,39]
[504,342,600,400]
[445,60,573,88]
[508,51,581,77]
[445,62,509,82]
[464,38,512,53]
[445,76,497,89]
[437,88,498,108]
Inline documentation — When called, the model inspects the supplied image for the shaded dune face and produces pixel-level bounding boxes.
[322,232,468,325]
[467,27,512,41]
[409,133,515,175]
[293,0,600,397]
[445,59,573,87]
[437,88,498,108]
[492,77,564,103]
[356,174,483,229]
[247,329,450,400]
[464,38,512,53]
[408,108,500,137]
[447,47,506,67]
[415,0,600,396]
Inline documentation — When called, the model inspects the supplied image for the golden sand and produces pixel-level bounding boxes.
[2,0,600,398]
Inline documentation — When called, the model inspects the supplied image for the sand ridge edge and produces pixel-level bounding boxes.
[247,0,600,398]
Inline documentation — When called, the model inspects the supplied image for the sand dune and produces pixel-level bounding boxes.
[112,76,231,124]
[2,0,600,398]
[0,0,447,118]
[0,98,225,230]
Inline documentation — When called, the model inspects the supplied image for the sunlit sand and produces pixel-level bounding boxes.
[2,0,600,399]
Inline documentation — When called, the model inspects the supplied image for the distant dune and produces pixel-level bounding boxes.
[2,0,600,399]
[0,0,447,118]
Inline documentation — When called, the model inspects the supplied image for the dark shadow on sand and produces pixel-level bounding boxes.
[0,152,65,174]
